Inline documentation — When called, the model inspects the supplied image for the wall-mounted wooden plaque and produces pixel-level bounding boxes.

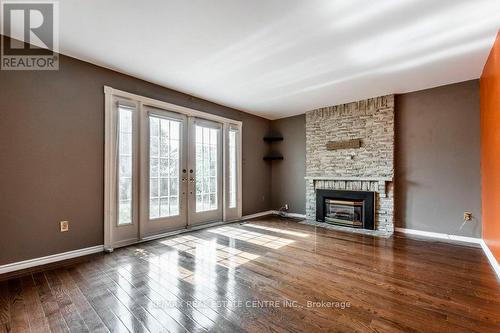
[326,139,361,150]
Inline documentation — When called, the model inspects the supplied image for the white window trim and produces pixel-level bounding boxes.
[104,86,243,126]
[104,86,243,250]
[224,124,242,220]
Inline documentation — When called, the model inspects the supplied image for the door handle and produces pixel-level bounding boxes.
[182,177,188,182]
[189,177,195,183]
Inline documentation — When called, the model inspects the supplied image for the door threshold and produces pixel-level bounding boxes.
[142,220,231,242]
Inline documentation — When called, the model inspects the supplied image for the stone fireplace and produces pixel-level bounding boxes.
[305,95,394,234]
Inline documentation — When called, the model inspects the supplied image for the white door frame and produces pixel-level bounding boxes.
[224,123,242,221]
[187,117,224,226]
[104,96,141,250]
[104,86,242,250]
[140,107,189,238]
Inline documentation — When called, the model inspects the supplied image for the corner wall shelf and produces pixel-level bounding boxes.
[263,132,284,161]
[263,154,284,161]
[263,136,284,142]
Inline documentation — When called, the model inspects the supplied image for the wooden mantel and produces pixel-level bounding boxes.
[304,176,393,182]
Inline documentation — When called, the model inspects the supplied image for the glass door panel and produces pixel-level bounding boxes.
[195,125,219,212]
[149,116,180,219]
[188,118,223,225]
[141,109,187,237]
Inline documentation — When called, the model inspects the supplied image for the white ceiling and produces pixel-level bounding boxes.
[12,0,500,119]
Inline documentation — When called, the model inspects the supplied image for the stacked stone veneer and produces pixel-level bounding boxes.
[305,95,395,233]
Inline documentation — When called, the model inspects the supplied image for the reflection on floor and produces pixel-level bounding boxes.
[208,225,295,249]
[243,223,310,237]
[1,216,499,333]
[160,234,260,269]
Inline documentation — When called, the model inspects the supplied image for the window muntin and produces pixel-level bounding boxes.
[149,116,181,219]
[195,125,218,212]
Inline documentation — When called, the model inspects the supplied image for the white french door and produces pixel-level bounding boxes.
[104,87,242,250]
[140,108,188,237]
[188,118,223,226]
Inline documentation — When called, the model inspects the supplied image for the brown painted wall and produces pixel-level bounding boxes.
[270,114,306,214]
[395,80,482,237]
[0,34,483,266]
[268,81,482,237]
[0,40,271,265]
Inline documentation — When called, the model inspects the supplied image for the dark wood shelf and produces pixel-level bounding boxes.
[263,136,284,142]
[263,155,284,161]
[263,134,283,160]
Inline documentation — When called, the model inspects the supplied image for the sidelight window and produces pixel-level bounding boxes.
[117,107,133,225]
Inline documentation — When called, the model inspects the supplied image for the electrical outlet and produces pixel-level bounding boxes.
[60,220,69,232]
[463,212,472,222]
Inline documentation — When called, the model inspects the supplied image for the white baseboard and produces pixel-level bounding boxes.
[479,240,500,281]
[240,210,275,220]
[0,245,104,275]
[285,212,306,219]
[395,227,482,244]
[271,210,307,219]
[240,210,306,220]
[396,227,500,281]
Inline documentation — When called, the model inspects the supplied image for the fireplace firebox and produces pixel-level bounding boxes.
[316,189,375,230]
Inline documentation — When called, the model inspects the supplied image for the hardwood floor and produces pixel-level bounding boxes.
[1,216,499,333]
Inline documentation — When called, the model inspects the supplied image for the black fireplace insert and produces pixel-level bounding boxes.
[316,189,375,230]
